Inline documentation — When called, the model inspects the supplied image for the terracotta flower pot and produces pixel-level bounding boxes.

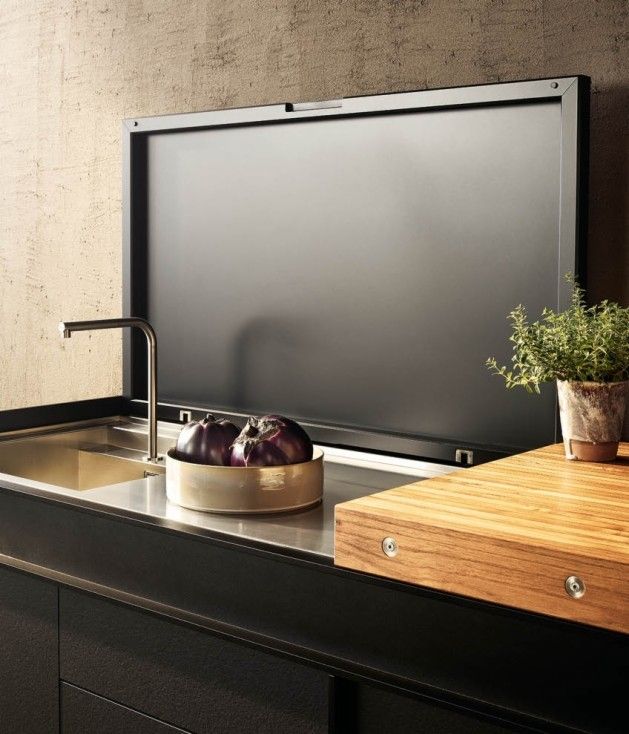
[557,380,628,462]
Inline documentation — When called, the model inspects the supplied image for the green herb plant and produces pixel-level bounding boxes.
[486,275,629,393]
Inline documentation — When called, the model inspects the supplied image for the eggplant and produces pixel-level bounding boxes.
[175,414,240,466]
[230,438,286,467]
[230,414,313,467]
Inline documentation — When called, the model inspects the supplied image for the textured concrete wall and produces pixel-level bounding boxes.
[0,1,627,410]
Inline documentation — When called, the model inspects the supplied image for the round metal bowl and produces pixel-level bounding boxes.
[165,448,324,514]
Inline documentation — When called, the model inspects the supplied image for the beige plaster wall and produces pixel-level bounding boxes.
[0,1,627,410]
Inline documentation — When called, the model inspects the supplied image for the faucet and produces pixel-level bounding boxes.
[58,317,162,463]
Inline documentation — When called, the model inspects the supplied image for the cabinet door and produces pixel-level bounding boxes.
[0,565,58,734]
[60,589,330,734]
[335,680,521,734]
[61,683,189,734]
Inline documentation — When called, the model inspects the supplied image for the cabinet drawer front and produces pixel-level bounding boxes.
[342,682,519,734]
[59,590,329,734]
[61,684,188,734]
[0,566,58,734]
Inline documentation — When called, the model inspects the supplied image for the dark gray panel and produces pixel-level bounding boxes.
[61,684,189,734]
[146,101,563,450]
[0,566,58,734]
[60,589,330,734]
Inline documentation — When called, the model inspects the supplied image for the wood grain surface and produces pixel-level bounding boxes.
[335,443,629,633]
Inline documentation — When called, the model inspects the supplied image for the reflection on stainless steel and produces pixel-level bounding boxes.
[84,461,424,558]
[166,448,324,514]
[58,318,161,463]
[0,421,166,490]
[0,416,457,558]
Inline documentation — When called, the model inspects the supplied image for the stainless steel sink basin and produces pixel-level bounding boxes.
[0,418,174,491]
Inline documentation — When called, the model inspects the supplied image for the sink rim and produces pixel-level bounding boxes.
[0,415,181,444]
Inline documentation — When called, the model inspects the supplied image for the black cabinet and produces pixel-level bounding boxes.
[59,588,330,734]
[335,680,520,734]
[0,566,59,734]
[59,589,529,734]
[61,683,190,733]
[0,565,524,734]
[1,479,625,734]
[2,487,625,733]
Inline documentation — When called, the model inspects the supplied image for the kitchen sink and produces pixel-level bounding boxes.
[0,418,174,491]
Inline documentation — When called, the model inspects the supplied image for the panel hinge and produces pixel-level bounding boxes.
[455,449,474,466]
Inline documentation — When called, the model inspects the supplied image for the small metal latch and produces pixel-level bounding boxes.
[382,537,398,558]
[179,410,192,423]
[285,99,343,112]
[565,575,586,599]
[455,449,474,466]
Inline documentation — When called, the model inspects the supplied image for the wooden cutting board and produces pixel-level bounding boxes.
[335,443,629,633]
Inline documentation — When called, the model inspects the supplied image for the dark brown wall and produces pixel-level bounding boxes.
[1,1,627,408]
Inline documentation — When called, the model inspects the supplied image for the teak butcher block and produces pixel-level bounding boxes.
[335,443,629,633]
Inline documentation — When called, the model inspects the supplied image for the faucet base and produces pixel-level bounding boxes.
[142,455,165,464]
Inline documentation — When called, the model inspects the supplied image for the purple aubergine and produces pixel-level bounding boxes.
[230,414,313,467]
[230,439,286,468]
[175,414,240,466]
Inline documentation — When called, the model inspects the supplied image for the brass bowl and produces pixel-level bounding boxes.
[165,448,324,514]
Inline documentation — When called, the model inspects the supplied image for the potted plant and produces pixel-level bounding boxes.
[486,276,629,462]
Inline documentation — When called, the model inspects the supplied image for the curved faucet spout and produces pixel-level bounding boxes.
[58,317,161,463]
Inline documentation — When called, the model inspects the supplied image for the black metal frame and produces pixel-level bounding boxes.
[122,76,590,466]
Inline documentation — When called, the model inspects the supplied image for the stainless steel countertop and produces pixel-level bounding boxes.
[0,418,456,560]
